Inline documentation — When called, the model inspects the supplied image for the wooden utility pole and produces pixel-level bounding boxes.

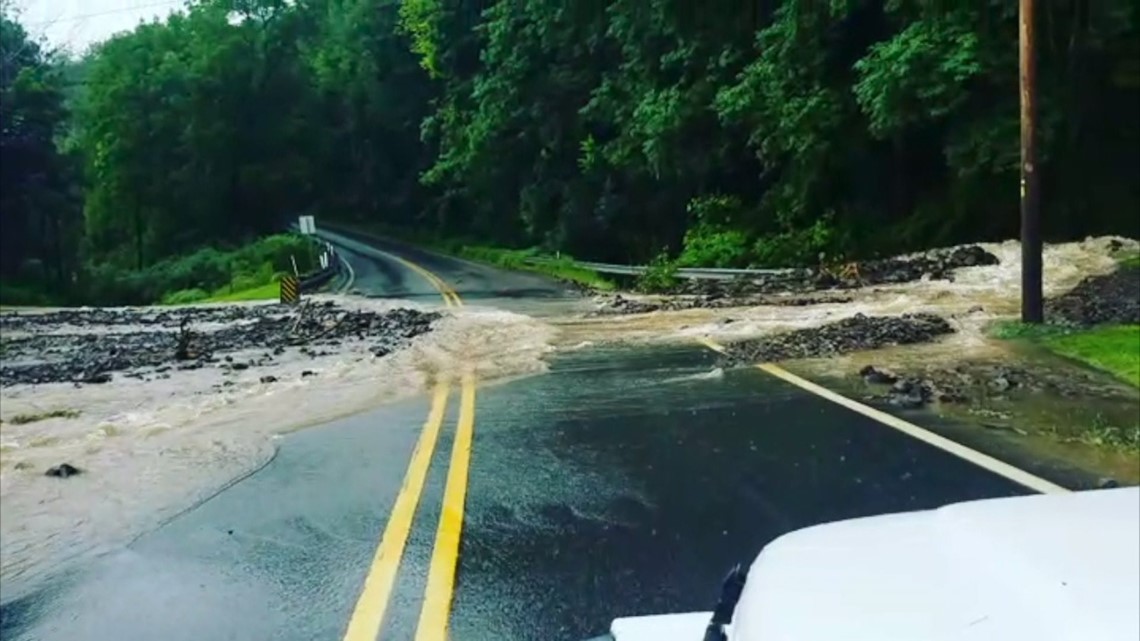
[1019,0,1044,323]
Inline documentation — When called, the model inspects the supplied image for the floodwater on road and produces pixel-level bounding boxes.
[0,295,555,601]
[0,235,1133,602]
[552,236,1135,359]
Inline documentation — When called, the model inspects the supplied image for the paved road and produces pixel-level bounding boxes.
[319,225,583,316]
[1,232,1050,641]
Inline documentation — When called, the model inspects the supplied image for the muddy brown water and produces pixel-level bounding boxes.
[0,297,556,598]
[1,235,1136,600]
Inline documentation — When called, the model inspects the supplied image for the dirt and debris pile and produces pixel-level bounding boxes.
[1046,265,1140,326]
[847,245,998,285]
[717,313,955,367]
[857,360,1135,410]
[592,292,854,316]
[685,244,998,296]
[0,302,441,386]
[592,244,999,314]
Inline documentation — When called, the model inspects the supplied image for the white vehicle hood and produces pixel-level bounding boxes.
[610,487,1140,641]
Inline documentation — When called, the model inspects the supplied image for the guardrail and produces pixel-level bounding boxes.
[309,219,797,281]
[298,237,343,293]
[522,257,797,280]
[299,260,339,292]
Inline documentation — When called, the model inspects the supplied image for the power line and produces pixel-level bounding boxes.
[25,0,185,28]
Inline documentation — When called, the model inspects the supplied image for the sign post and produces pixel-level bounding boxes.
[279,275,300,305]
[298,215,317,235]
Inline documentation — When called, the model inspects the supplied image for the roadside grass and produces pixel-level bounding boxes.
[1042,325,1140,389]
[157,233,328,305]
[1042,413,1140,454]
[1079,415,1140,451]
[991,321,1140,389]
[342,222,616,291]
[991,320,1139,456]
[457,245,616,291]
[204,281,282,302]
[988,321,1074,341]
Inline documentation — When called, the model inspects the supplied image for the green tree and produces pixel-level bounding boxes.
[7,0,1137,304]
[0,12,82,289]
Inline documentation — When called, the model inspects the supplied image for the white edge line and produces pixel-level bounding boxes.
[326,224,491,272]
[321,231,447,300]
[699,336,1070,495]
[336,248,356,294]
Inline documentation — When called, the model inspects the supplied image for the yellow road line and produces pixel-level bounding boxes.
[341,383,451,641]
[698,336,1069,495]
[342,249,469,641]
[386,253,463,308]
[415,370,477,641]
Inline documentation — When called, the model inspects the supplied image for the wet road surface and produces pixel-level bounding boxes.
[320,225,583,316]
[0,232,1040,641]
[0,345,1030,641]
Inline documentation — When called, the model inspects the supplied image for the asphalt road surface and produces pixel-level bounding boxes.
[1,231,1051,641]
[319,225,584,316]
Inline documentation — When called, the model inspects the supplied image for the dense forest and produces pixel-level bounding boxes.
[1,0,1138,303]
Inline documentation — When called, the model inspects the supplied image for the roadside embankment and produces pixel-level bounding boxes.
[0,233,326,309]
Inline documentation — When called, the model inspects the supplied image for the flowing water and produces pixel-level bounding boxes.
[0,296,555,600]
[0,235,1135,600]
[550,236,1136,356]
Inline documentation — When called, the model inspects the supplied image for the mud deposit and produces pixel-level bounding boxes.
[852,264,1140,411]
[0,296,554,601]
[1047,265,1140,326]
[0,302,440,386]
[856,359,1137,411]
[592,244,999,315]
[776,258,1140,485]
[717,313,954,366]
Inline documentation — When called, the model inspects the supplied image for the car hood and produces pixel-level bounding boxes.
[610,487,1139,641]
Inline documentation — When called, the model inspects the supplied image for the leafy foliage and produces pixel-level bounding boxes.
[1,0,1138,305]
[0,12,82,291]
[636,250,680,293]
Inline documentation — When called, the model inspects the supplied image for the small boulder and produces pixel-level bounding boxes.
[991,375,1012,392]
[78,372,111,385]
[1098,478,1120,489]
[859,365,898,385]
[45,463,82,478]
[888,394,925,410]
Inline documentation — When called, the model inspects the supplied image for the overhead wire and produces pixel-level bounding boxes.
[23,0,185,28]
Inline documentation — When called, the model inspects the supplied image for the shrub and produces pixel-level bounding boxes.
[79,233,320,305]
[678,194,753,268]
[636,250,680,293]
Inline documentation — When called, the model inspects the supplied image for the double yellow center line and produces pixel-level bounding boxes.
[342,253,475,641]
